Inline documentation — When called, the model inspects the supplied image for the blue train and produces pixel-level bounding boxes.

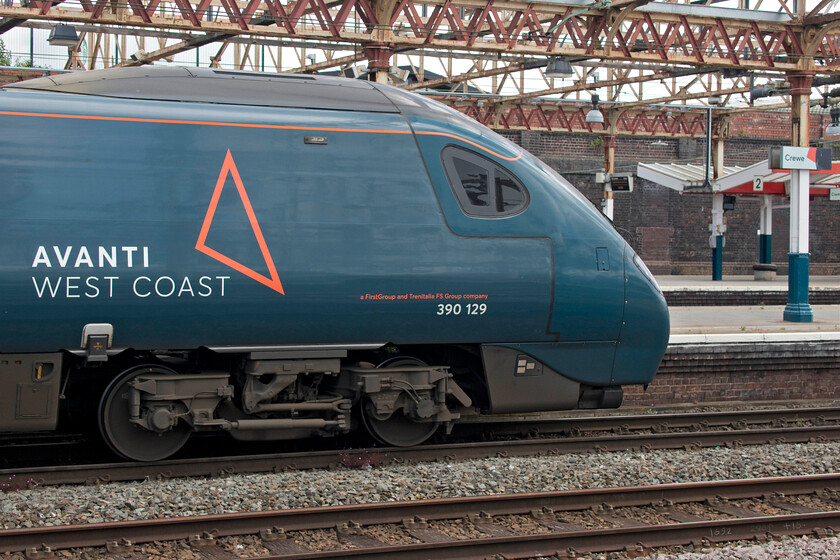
[0,66,669,461]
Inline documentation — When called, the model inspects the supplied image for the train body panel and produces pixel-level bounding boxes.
[0,67,669,459]
[0,89,553,352]
[404,103,627,344]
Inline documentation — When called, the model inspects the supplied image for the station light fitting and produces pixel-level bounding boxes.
[819,89,840,109]
[585,94,604,124]
[47,24,79,47]
[545,57,574,78]
[750,86,777,105]
[752,83,840,108]
[342,65,368,79]
[387,67,411,85]
[826,105,840,136]
[130,50,149,63]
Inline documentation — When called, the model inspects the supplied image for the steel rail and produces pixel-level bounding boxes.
[3,412,840,487]
[257,512,840,559]
[2,474,840,555]
[455,406,840,436]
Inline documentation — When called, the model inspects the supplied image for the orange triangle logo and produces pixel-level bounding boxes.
[196,150,285,295]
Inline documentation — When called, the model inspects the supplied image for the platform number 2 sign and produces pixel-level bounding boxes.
[753,176,764,192]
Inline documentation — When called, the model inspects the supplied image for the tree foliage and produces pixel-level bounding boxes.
[0,38,11,67]
[0,37,48,67]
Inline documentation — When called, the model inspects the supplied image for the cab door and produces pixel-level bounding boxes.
[412,132,556,344]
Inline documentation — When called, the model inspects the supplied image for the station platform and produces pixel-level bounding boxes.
[659,275,840,345]
[622,275,840,407]
[659,274,840,306]
[658,274,840,293]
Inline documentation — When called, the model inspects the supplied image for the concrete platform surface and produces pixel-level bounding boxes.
[652,274,840,343]
[669,304,840,344]
[657,274,840,292]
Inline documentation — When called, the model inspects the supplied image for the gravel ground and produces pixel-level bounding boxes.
[2,441,840,558]
[584,535,840,559]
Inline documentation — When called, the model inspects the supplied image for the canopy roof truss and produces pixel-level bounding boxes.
[1,0,839,135]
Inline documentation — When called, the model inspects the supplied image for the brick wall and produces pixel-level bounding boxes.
[729,110,834,142]
[503,112,840,274]
[623,342,840,406]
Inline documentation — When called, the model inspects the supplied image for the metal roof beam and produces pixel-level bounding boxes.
[614,84,751,109]
[118,32,236,66]
[2,0,838,72]
[805,0,837,20]
[404,58,545,91]
[447,99,712,135]
[502,70,672,103]
[0,18,26,34]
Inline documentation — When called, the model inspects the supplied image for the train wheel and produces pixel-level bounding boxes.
[361,357,440,447]
[98,365,192,462]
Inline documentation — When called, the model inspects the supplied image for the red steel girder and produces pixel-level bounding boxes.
[3,0,840,69]
[449,101,709,136]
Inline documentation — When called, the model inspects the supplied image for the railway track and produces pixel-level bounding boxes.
[456,405,840,437]
[3,474,840,559]
[3,406,839,487]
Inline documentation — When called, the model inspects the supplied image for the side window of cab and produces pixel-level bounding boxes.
[441,145,529,218]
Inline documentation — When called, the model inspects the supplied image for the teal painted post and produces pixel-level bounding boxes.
[759,195,773,265]
[712,235,723,280]
[783,73,814,323]
[783,253,813,322]
[784,166,813,322]
[759,234,772,264]
[710,193,724,281]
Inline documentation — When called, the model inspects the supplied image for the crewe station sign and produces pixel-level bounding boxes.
[769,147,832,171]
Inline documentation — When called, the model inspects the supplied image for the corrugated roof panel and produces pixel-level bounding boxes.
[639,160,840,195]
[638,162,746,192]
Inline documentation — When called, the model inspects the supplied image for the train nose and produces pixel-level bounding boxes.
[611,248,670,385]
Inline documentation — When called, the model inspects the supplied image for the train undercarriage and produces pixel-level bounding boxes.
[1,344,622,462]
[99,353,472,461]
[2,346,482,461]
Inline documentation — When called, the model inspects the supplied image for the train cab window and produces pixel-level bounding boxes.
[442,146,529,217]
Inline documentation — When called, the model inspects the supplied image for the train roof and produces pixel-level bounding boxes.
[1,66,402,113]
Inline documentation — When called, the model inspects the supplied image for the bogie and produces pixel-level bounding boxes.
[84,347,475,460]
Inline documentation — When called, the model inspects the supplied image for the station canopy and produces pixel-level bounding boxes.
[637,160,840,197]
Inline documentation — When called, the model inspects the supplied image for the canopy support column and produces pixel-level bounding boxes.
[602,133,616,221]
[364,43,394,84]
[784,72,814,323]
[710,193,724,280]
[709,117,725,281]
[759,195,773,264]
